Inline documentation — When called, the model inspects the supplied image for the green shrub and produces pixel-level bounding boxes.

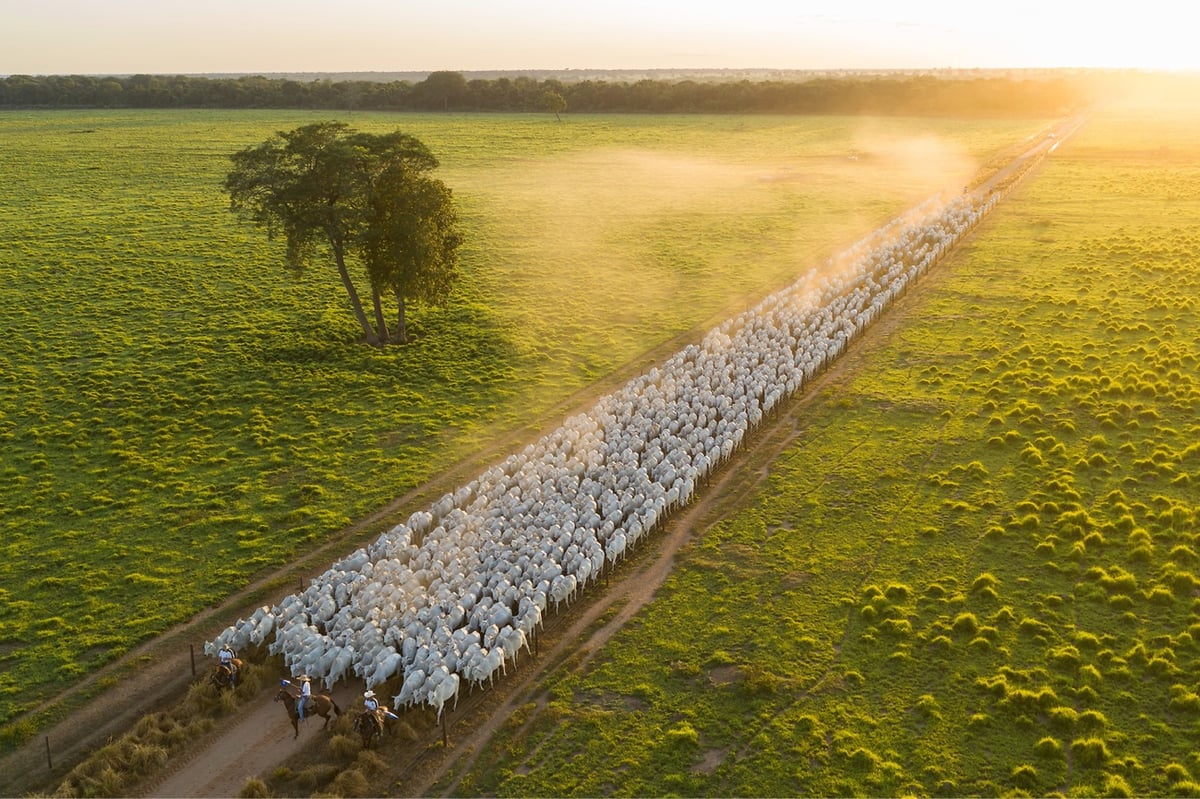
[914,694,941,718]
[1101,772,1133,797]
[1035,736,1063,758]
[952,612,979,636]
[928,634,953,652]
[1108,594,1135,610]
[970,573,1000,593]
[845,746,882,771]
[968,636,993,653]
[666,722,700,746]
[1163,762,1191,783]
[1168,685,1200,713]
[1018,617,1053,637]
[1011,763,1039,789]
[1048,644,1081,671]
[1145,585,1176,605]
[879,618,913,637]
[1168,545,1198,563]
[1071,737,1112,768]
[1047,706,1078,730]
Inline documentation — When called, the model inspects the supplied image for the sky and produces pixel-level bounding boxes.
[2,0,1197,76]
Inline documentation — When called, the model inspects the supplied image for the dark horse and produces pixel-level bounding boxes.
[351,709,394,749]
[209,659,243,691]
[274,684,342,739]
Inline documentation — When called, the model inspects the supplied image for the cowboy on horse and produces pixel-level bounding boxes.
[364,689,399,723]
[354,689,400,747]
[210,643,242,689]
[297,675,312,719]
[275,678,341,739]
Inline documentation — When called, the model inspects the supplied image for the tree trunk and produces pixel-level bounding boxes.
[332,242,380,346]
[371,286,390,343]
[393,288,408,344]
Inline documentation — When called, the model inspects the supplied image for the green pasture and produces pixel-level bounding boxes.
[0,109,1047,742]
[437,105,1200,795]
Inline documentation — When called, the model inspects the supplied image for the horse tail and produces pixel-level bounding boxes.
[332,698,342,716]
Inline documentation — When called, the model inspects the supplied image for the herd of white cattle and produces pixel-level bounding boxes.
[207,185,1002,720]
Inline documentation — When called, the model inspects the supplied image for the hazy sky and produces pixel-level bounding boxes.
[3,0,1196,75]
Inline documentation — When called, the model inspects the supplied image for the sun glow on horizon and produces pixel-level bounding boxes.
[929,3,1199,72]
[2,1,1199,76]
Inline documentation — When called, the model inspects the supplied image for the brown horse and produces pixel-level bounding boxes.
[209,659,243,691]
[274,684,341,739]
[352,709,384,748]
[352,708,399,748]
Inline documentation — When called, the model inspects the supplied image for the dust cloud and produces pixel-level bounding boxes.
[478,132,981,370]
[483,148,782,327]
[849,125,979,198]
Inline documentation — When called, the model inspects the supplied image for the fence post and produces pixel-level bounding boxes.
[190,643,196,676]
[45,736,52,770]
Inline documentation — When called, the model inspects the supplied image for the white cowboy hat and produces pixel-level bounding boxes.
[299,675,310,681]
[364,690,375,698]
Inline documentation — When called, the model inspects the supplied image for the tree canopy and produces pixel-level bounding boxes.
[223,122,460,345]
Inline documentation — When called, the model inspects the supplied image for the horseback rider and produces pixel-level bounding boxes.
[363,689,399,722]
[363,689,380,715]
[217,643,238,683]
[362,689,382,735]
[298,675,312,721]
[359,689,398,741]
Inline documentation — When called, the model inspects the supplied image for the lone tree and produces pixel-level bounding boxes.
[223,122,460,345]
[539,89,566,121]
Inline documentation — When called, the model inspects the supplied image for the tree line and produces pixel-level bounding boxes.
[0,71,1088,116]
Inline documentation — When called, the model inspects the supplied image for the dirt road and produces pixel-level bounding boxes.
[147,680,359,798]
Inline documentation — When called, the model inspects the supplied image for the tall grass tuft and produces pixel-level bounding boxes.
[326,733,360,763]
[330,768,371,798]
[238,777,271,798]
[354,748,387,775]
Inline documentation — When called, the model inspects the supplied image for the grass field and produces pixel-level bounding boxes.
[0,109,1048,741]
[428,98,1200,796]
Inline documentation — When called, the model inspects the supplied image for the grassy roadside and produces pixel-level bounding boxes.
[430,99,1200,796]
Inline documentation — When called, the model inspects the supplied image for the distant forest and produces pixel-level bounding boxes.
[0,70,1103,116]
